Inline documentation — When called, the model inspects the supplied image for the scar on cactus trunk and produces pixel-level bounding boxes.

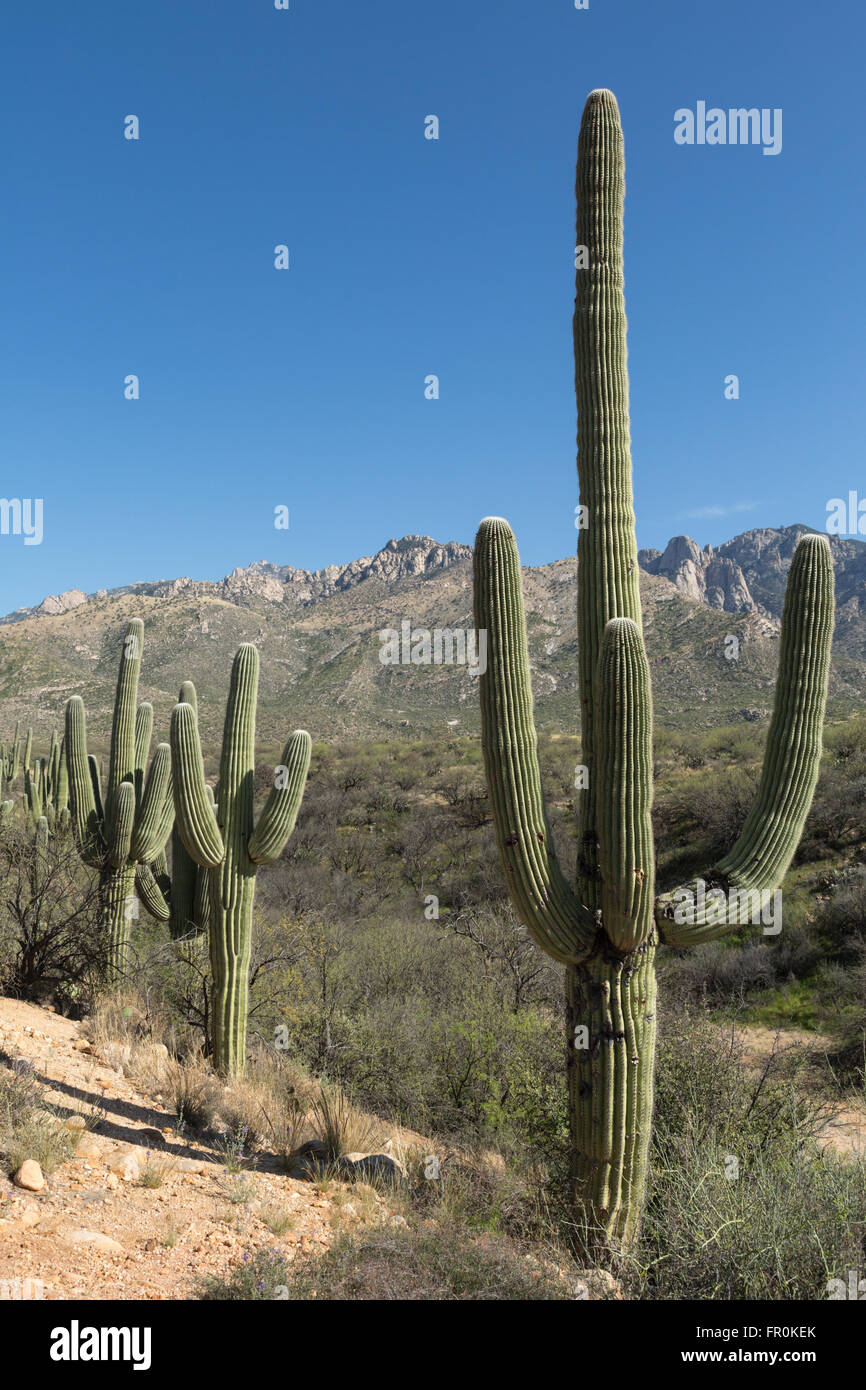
[170,644,311,1077]
[473,89,835,1254]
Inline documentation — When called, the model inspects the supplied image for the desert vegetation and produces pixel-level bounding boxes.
[1,714,865,1298]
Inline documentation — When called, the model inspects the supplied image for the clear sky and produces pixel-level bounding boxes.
[1,0,863,612]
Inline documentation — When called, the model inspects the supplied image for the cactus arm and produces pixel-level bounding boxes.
[24,765,42,822]
[151,848,173,910]
[193,861,211,935]
[217,644,258,909]
[105,781,135,868]
[473,518,597,965]
[169,824,198,938]
[134,702,154,802]
[47,731,59,803]
[179,680,197,711]
[107,618,143,800]
[88,755,105,826]
[657,533,835,946]
[595,618,655,953]
[65,696,103,864]
[130,742,174,863]
[169,682,209,937]
[194,783,216,934]
[34,816,49,893]
[57,736,69,809]
[135,861,170,921]
[248,730,312,864]
[170,702,225,867]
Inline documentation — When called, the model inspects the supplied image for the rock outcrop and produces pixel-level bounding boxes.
[638,537,756,612]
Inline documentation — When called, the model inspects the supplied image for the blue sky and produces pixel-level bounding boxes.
[1,0,863,611]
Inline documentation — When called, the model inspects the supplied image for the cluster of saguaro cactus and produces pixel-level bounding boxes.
[65,619,175,977]
[473,90,835,1248]
[24,728,70,833]
[170,644,311,1075]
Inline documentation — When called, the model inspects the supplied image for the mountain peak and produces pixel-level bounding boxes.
[639,534,756,612]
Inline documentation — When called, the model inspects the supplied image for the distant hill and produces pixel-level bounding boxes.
[0,528,862,753]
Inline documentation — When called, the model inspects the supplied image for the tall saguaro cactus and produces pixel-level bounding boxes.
[473,90,835,1249]
[170,644,311,1076]
[65,619,175,977]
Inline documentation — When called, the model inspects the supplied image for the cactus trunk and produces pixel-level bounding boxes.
[566,948,656,1248]
[210,886,254,1077]
[104,863,137,979]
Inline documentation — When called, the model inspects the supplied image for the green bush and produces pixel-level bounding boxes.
[629,1010,866,1300]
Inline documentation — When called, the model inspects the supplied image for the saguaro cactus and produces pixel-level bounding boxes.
[170,644,311,1076]
[65,619,175,977]
[473,89,835,1249]
[24,729,69,832]
[2,723,24,787]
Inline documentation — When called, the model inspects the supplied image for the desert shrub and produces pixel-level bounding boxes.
[405,1142,558,1246]
[196,1248,291,1300]
[0,828,105,1011]
[634,1132,866,1301]
[654,767,759,882]
[630,1008,865,1300]
[659,919,823,1006]
[285,1223,573,1300]
[813,868,866,962]
[824,945,866,1083]
[0,1068,76,1176]
[311,1083,385,1159]
[164,1056,221,1133]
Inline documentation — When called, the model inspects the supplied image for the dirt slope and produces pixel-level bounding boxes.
[0,999,392,1301]
[738,1023,866,1160]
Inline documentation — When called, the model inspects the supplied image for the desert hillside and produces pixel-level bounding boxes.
[1,528,864,747]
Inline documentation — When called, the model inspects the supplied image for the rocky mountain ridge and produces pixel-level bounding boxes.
[0,526,862,743]
[13,525,864,631]
[5,536,474,626]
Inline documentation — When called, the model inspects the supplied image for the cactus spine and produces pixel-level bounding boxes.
[170,644,311,1076]
[65,620,175,978]
[473,89,835,1249]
